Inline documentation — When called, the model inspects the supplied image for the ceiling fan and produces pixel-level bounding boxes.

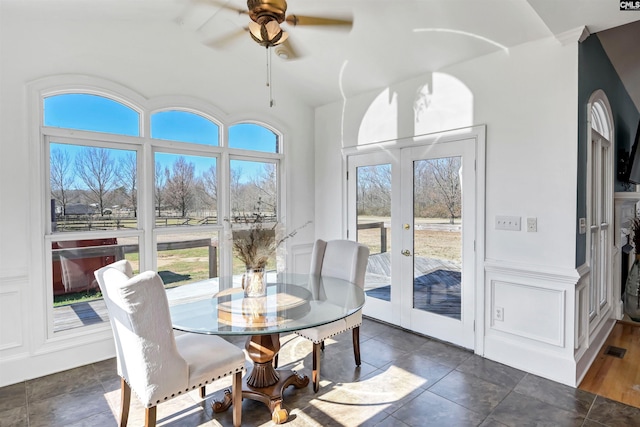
[201,0,353,59]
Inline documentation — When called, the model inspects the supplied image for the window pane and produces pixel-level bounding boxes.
[52,236,140,333]
[230,224,277,275]
[151,110,219,146]
[154,152,218,226]
[230,159,277,220]
[589,231,598,317]
[157,232,219,291]
[229,123,278,153]
[50,143,138,231]
[44,94,139,136]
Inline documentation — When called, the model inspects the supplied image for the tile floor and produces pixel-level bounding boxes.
[2,318,640,427]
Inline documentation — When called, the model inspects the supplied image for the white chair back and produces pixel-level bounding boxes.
[311,239,369,288]
[97,264,188,407]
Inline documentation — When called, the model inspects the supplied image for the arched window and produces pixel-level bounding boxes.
[229,123,279,152]
[151,110,219,146]
[44,93,140,136]
[586,90,614,330]
[37,82,284,335]
[590,101,610,140]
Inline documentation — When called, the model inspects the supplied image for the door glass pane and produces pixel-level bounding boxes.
[413,157,462,319]
[356,164,391,301]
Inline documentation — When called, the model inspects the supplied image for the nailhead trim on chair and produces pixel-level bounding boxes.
[296,322,362,344]
[138,366,244,408]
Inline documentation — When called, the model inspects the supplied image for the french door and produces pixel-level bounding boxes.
[348,135,479,349]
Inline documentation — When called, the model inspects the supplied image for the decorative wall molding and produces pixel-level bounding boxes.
[576,262,590,278]
[0,271,28,285]
[483,259,577,385]
[289,243,314,274]
[0,339,115,387]
[0,284,23,351]
[574,271,589,350]
[489,280,566,347]
[575,317,616,386]
[484,259,580,285]
[484,334,577,387]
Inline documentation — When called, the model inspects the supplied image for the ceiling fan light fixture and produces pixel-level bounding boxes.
[248,19,288,47]
[275,46,290,59]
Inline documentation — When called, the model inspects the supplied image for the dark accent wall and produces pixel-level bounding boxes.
[576,34,640,267]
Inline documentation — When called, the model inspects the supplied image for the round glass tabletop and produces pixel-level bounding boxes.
[170,273,365,335]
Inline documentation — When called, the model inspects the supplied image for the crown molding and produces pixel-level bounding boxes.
[555,26,591,45]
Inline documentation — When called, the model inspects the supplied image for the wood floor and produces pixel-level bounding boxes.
[579,320,640,408]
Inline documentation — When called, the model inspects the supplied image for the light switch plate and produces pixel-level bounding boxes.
[496,216,521,231]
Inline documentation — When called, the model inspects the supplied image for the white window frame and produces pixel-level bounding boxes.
[586,90,614,334]
[28,76,285,344]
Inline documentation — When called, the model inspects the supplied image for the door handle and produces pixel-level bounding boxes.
[401,249,411,256]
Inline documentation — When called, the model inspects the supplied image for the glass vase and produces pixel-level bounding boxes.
[625,256,640,322]
[243,267,267,298]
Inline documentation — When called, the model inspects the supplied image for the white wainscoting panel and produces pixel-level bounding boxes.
[289,243,314,274]
[574,270,589,351]
[0,276,25,351]
[484,260,579,386]
[491,280,565,347]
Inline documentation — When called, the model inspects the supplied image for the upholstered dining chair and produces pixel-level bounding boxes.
[295,239,370,392]
[94,260,246,427]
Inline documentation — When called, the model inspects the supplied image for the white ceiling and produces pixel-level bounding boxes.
[179,0,640,107]
[4,0,640,109]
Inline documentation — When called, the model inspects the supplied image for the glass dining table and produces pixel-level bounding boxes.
[169,273,365,424]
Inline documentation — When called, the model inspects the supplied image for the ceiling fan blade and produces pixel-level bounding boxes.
[197,0,247,15]
[285,15,352,28]
[203,27,248,49]
[175,0,247,31]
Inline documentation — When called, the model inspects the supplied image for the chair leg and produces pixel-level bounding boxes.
[320,340,325,351]
[199,385,206,399]
[145,406,156,427]
[232,370,242,427]
[352,326,361,366]
[312,342,321,392]
[119,377,131,427]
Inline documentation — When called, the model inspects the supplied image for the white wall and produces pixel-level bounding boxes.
[0,1,587,388]
[0,5,315,386]
[315,36,582,385]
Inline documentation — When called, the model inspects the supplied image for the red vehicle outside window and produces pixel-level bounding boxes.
[52,239,118,296]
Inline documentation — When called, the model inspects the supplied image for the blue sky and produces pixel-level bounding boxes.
[45,93,278,185]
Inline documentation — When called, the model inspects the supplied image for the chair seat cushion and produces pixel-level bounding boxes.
[295,319,349,344]
[295,308,362,344]
[344,310,362,330]
[175,333,246,389]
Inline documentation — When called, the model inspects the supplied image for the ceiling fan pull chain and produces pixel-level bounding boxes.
[267,46,274,107]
